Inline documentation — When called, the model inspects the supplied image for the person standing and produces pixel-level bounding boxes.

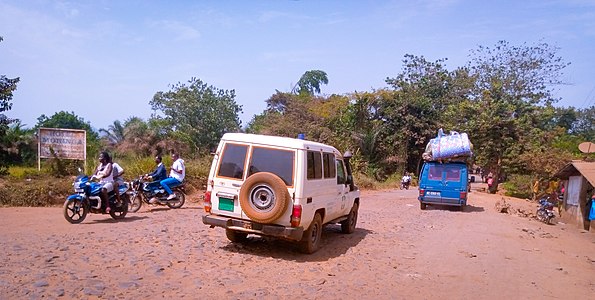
[160,153,185,200]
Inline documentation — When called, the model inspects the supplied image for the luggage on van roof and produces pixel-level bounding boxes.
[422,128,473,162]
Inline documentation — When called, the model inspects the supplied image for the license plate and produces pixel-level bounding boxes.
[218,197,234,211]
[427,191,441,196]
[74,188,84,193]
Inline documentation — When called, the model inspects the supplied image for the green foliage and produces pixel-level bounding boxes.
[502,174,533,199]
[293,70,329,95]
[150,77,242,154]
[0,177,73,207]
[0,36,21,174]
[99,120,125,144]
[7,166,43,180]
[464,40,570,193]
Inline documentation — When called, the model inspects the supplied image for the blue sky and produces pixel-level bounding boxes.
[1,0,594,131]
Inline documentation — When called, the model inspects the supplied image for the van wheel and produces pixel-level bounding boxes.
[420,202,427,210]
[226,229,248,243]
[341,203,358,234]
[300,213,322,254]
[240,172,290,224]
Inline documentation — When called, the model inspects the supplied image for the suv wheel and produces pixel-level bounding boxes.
[340,203,358,234]
[300,213,322,254]
[240,172,290,224]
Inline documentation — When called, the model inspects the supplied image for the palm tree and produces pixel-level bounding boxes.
[99,120,125,145]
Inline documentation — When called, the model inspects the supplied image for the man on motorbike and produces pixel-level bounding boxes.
[92,151,114,212]
[145,155,167,204]
[145,155,167,182]
[401,172,411,186]
[160,152,185,200]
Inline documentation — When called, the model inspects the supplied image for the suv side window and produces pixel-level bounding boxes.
[307,151,322,180]
[217,143,248,179]
[323,152,336,179]
[336,159,346,185]
[249,147,295,186]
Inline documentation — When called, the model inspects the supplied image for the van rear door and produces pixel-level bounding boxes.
[420,163,467,205]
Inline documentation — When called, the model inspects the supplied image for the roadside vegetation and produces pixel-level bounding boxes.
[1,39,593,206]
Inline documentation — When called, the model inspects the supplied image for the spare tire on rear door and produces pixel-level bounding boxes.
[239,172,290,224]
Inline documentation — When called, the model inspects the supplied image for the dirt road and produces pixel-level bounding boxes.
[1,186,594,299]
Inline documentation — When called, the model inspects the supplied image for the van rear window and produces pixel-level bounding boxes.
[427,164,462,182]
[428,165,444,180]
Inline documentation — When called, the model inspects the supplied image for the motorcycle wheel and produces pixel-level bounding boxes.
[110,196,128,220]
[63,199,88,224]
[536,210,546,223]
[166,190,185,209]
[128,193,143,213]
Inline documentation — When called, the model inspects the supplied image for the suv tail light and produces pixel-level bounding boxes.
[291,204,302,227]
[204,191,212,213]
[459,191,467,200]
[419,189,425,196]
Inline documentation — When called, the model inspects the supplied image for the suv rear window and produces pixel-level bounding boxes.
[248,147,295,186]
[217,143,248,179]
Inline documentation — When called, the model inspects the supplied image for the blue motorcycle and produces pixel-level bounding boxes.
[63,175,130,224]
[127,175,186,212]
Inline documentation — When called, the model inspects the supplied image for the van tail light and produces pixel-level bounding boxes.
[204,191,212,213]
[460,191,467,200]
[419,189,425,196]
[291,204,302,227]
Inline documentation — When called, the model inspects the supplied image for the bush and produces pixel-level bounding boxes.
[502,174,533,199]
[0,177,73,206]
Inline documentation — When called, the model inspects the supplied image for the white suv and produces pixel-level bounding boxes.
[202,133,360,253]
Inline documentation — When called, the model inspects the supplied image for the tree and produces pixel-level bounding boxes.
[465,40,570,193]
[572,106,595,141]
[99,120,125,145]
[383,55,472,176]
[150,78,242,153]
[0,37,20,130]
[0,36,21,174]
[293,70,329,95]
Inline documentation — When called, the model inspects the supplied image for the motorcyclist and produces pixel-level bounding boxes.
[145,155,167,204]
[92,151,114,212]
[159,152,185,201]
[401,172,411,189]
[144,155,167,182]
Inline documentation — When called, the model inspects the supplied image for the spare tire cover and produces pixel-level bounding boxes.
[239,172,290,224]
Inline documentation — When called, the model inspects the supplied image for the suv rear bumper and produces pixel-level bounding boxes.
[202,214,304,241]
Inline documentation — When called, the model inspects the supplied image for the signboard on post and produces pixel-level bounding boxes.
[38,128,87,170]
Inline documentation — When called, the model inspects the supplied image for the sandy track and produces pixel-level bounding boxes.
[0,187,594,299]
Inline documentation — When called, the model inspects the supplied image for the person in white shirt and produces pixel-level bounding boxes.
[112,161,125,203]
[160,152,185,200]
[92,151,114,212]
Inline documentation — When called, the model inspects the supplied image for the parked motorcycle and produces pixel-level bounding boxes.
[536,196,556,225]
[128,176,186,212]
[63,175,130,224]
